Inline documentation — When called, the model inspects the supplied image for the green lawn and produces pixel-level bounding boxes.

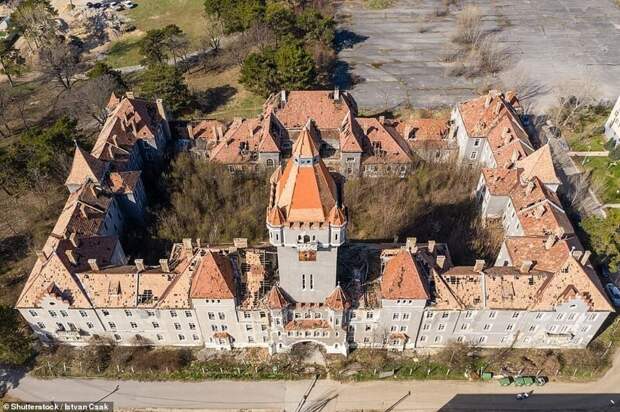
[578,156,620,204]
[106,0,208,67]
[565,110,609,152]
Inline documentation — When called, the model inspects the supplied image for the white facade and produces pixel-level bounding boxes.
[604,96,620,146]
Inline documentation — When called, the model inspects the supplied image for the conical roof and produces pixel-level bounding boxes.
[266,285,290,309]
[65,146,107,187]
[325,285,349,310]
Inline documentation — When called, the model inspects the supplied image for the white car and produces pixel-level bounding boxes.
[605,283,620,307]
[123,1,137,8]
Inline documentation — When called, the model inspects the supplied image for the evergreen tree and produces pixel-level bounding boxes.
[274,39,316,90]
[139,64,190,114]
[0,41,26,86]
[239,48,278,97]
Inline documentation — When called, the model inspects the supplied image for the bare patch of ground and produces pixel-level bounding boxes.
[336,0,620,113]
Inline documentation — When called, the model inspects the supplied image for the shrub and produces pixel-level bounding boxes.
[451,5,483,45]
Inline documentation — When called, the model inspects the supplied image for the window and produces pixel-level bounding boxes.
[185,311,192,318]
[393,313,399,320]
[243,312,251,319]
[302,274,306,290]
[211,325,218,332]
[48,310,57,318]
[366,311,374,319]
[442,312,449,319]
[399,325,407,332]
[246,325,253,331]
[29,310,38,317]
[556,313,565,321]
[474,138,481,147]
[130,322,137,329]
[174,323,181,330]
[489,311,497,319]
[147,310,155,317]
[314,312,321,319]
[108,322,116,329]
[419,335,427,342]
[309,274,314,290]
[102,310,110,316]
[218,312,225,320]
[512,312,520,319]
[170,310,177,318]
[157,334,164,341]
[152,322,160,328]
[470,151,478,160]
[87,322,94,329]
[423,324,430,330]
[568,313,576,321]
[536,312,544,320]
[208,312,215,320]
[483,324,491,330]
[56,322,65,331]
[529,325,537,332]
[506,324,514,331]
[460,323,469,330]
[465,311,473,319]
[114,334,121,341]
[587,313,598,321]
[260,312,266,318]
[178,334,186,341]
[221,325,228,331]
[37,322,45,329]
[79,310,88,318]
[434,336,442,343]
[125,310,132,317]
[479,336,487,344]
[390,325,397,332]
[248,336,254,343]
[425,312,434,319]
[193,334,200,341]
[438,324,446,331]
[189,323,196,330]
[402,313,410,320]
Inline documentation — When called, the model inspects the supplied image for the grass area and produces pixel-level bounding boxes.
[184,66,264,121]
[105,0,207,67]
[564,106,620,203]
[364,0,395,9]
[576,156,620,204]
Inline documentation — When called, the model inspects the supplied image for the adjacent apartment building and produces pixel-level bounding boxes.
[604,95,620,147]
[16,91,613,355]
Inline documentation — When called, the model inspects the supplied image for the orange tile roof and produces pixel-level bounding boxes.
[381,249,430,300]
[358,118,413,165]
[458,90,524,138]
[65,146,108,187]
[190,251,236,299]
[190,119,227,141]
[325,285,350,310]
[482,168,519,195]
[503,235,582,273]
[339,112,364,153]
[516,145,561,186]
[266,285,290,309]
[328,206,346,226]
[52,183,114,238]
[271,125,339,224]
[267,90,355,130]
[108,171,141,194]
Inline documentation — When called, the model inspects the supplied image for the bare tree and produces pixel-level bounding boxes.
[204,16,225,53]
[67,75,116,125]
[38,37,83,90]
[551,80,600,130]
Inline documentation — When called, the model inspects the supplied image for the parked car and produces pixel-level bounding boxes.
[605,283,620,306]
[123,1,137,8]
[600,264,611,279]
[86,2,94,7]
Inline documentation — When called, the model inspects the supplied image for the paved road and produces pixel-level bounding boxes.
[336,0,620,112]
[4,351,620,411]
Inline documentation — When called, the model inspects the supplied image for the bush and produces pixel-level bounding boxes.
[0,306,34,365]
[451,5,483,45]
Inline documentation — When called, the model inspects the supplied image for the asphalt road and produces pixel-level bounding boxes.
[4,351,620,411]
[336,0,620,112]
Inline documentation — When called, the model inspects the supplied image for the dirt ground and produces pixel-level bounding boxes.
[336,0,620,113]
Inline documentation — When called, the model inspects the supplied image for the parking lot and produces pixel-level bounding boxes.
[336,0,620,112]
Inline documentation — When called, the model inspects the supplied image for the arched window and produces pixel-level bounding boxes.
[266,159,274,167]
[303,235,311,243]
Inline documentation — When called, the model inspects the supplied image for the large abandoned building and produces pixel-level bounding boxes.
[16,91,614,355]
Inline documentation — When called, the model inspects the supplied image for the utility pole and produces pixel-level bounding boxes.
[294,374,319,412]
[384,391,411,412]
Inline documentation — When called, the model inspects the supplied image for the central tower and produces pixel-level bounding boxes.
[266,122,347,303]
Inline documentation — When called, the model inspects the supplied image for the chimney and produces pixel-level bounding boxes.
[333,87,340,101]
[65,249,78,266]
[545,233,558,250]
[428,240,436,253]
[436,255,446,269]
[155,98,168,122]
[35,250,47,262]
[79,202,88,218]
[182,238,192,252]
[111,134,118,147]
[494,101,502,115]
[187,124,195,139]
[89,184,98,197]
[125,91,135,99]
[135,258,145,272]
[474,259,485,272]
[572,250,583,260]
[107,144,114,159]
[379,115,385,125]
[404,124,413,139]
[280,90,287,104]
[525,180,535,196]
[159,259,170,273]
[196,238,201,248]
[130,119,137,135]
[581,250,592,265]
[68,231,78,248]
[554,226,566,239]
[511,150,520,163]
[88,258,99,272]
[405,237,417,252]
[484,94,492,108]
[216,126,224,142]
[519,260,533,273]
